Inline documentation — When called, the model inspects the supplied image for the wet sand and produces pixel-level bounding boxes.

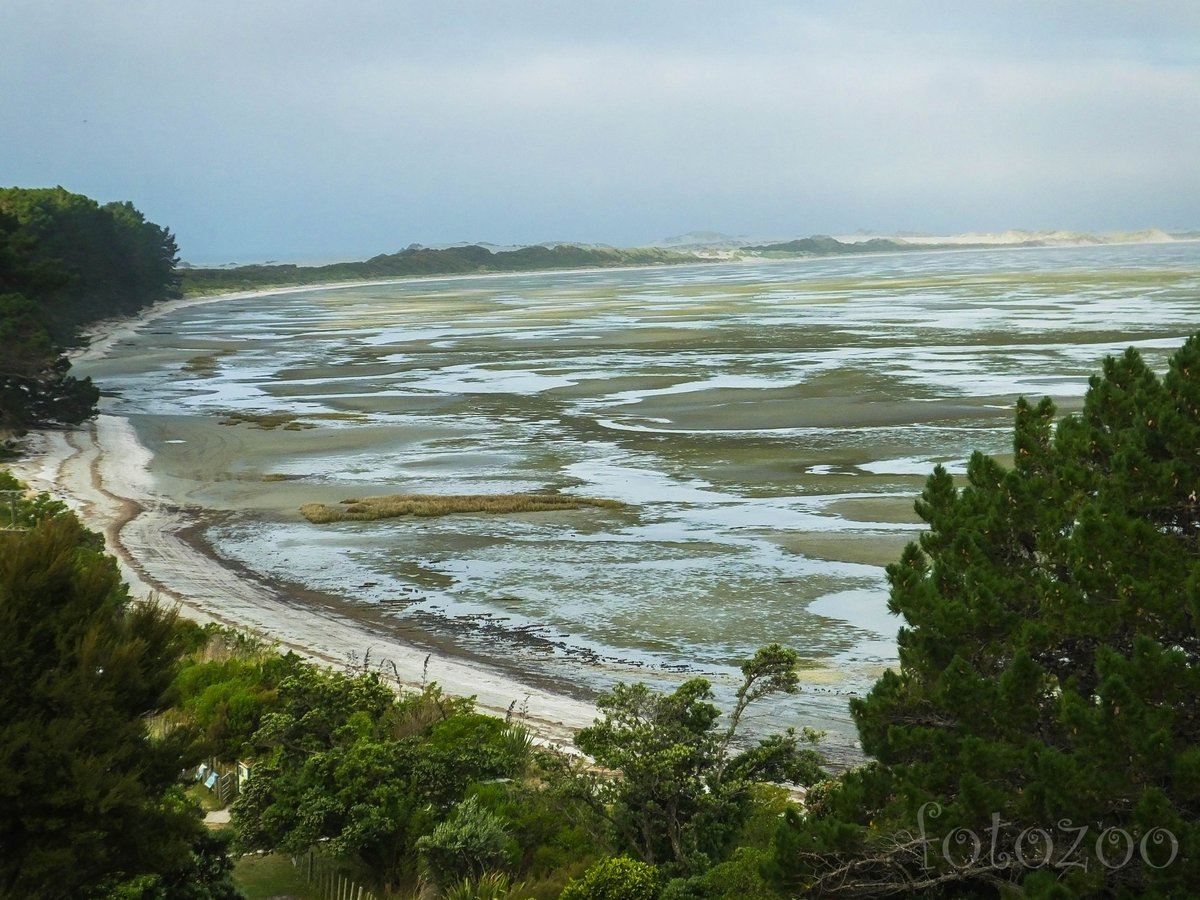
[24,245,1188,765]
[7,289,604,749]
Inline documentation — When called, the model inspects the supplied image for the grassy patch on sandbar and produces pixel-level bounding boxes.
[181,349,233,376]
[219,412,316,430]
[300,493,626,523]
[218,411,366,431]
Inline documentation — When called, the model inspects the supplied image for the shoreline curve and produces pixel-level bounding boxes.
[7,285,602,749]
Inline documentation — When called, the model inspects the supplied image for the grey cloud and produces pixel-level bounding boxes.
[1,1,1196,260]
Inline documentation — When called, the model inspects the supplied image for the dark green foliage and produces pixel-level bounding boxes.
[0,470,76,531]
[466,773,608,882]
[0,187,178,430]
[231,670,531,890]
[779,339,1200,897]
[559,855,661,900]
[0,214,97,430]
[0,489,220,898]
[574,645,824,873]
[0,344,99,430]
[661,847,783,900]
[132,830,244,900]
[171,640,305,761]
[0,187,180,339]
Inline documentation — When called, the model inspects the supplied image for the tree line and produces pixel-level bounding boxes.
[178,243,705,296]
[0,186,180,434]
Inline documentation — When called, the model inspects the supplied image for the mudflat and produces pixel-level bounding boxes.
[13,244,1200,762]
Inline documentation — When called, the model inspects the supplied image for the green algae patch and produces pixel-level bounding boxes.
[300,493,626,523]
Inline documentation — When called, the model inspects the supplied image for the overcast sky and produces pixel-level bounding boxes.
[2,1,1198,263]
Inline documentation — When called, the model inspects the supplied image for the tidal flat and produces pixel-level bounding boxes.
[78,242,1200,756]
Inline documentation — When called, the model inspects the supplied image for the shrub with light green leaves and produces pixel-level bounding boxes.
[558,856,660,900]
[417,796,514,888]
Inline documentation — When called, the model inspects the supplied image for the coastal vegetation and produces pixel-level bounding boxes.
[212,636,820,898]
[0,186,180,434]
[299,493,626,523]
[746,236,921,257]
[573,645,825,871]
[0,473,239,899]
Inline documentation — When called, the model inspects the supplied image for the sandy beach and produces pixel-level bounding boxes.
[6,287,600,748]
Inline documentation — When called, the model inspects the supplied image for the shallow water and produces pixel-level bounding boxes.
[83,242,1200,752]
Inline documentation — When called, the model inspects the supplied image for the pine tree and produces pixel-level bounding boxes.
[779,339,1200,898]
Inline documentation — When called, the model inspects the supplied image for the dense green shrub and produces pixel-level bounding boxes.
[0,477,233,897]
[466,770,607,880]
[172,645,304,760]
[417,796,515,887]
[661,847,783,900]
[574,645,824,872]
[559,855,661,900]
[232,673,532,891]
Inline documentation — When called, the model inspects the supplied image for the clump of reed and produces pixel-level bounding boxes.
[218,410,368,431]
[300,493,625,524]
[218,411,315,430]
[181,350,232,376]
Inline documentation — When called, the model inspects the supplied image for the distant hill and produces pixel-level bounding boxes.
[746,235,917,256]
[652,231,763,251]
[181,228,1196,296]
[180,243,708,295]
[744,228,1187,258]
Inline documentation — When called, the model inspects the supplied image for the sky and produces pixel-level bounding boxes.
[2,1,1198,263]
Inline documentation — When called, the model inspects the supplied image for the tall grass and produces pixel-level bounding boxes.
[300,493,625,524]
